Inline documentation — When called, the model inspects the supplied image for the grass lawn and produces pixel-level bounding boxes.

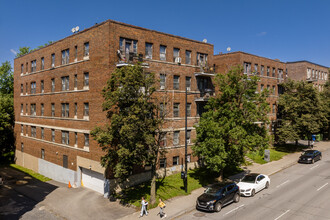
[10,164,51,182]
[246,148,289,164]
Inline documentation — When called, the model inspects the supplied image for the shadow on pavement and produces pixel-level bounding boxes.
[0,165,58,220]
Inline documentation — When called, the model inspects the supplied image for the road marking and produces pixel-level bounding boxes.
[310,164,319,170]
[317,183,328,191]
[223,204,245,216]
[274,209,290,220]
[276,180,290,188]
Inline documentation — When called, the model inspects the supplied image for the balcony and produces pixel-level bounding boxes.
[306,77,317,83]
[116,51,149,68]
[195,88,214,102]
[194,65,216,77]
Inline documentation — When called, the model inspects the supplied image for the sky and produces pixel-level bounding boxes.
[1,0,329,68]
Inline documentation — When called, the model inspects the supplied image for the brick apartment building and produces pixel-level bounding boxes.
[213,51,287,128]
[286,61,329,91]
[14,20,214,195]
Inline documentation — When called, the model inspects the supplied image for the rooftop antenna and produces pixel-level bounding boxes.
[227,47,231,52]
[71,26,80,34]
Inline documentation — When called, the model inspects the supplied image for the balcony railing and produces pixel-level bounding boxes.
[194,65,216,76]
[195,88,214,102]
[116,51,149,67]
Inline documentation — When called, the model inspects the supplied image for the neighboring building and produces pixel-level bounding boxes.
[213,51,287,130]
[14,20,214,195]
[286,61,329,91]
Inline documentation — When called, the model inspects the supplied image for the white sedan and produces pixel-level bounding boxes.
[237,173,270,197]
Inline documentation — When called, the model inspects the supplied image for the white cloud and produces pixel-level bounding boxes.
[257,32,267,37]
[10,49,17,55]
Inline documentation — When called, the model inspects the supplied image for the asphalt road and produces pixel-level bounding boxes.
[177,148,330,220]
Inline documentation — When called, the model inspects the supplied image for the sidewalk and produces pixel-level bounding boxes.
[119,141,329,220]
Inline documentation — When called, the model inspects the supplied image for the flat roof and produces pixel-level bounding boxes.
[286,60,329,69]
[214,51,286,64]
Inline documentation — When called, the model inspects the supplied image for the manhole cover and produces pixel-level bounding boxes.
[193,212,206,217]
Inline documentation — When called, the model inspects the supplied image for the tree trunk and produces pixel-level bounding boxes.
[150,165,156,205]
[217,170,224,182]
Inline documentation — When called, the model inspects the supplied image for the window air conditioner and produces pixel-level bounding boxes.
[160,85,165,90]
[175,57,182,64]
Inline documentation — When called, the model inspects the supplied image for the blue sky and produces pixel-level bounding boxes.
[1,0,329,68]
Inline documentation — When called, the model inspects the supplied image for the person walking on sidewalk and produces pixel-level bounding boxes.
[157,198,166,218]
[140,197,148,217]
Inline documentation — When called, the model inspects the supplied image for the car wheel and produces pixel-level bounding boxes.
[215,202,222,212]
[265,181,269,189]
[234,193,240,203]
[251,189,255,197]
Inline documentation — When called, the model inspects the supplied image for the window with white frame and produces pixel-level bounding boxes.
[160,45,166,61]
[74,74,77,89]
[159,158,166,168]
[145,43,153,59]
[196,52,208,67]
[21,64,24,74]
[74,46,77,61]
[173,103,180,117]
[185,50,191,64]
[84,134,89,147]
[21,124,23,134]
[186,76,191,91]
[41,57,44,70]
[51,53,55,68]
[51,78,55,92]
[74,103,77,117]
[186,103,191,117]
[41,80,44,93]
[119,38,137,59]
[84,42,89,57]
[41,149,45,159]
[31,60,36,72]
[61,76,69,91]
[173,131,180,146]
[244,62,251,74]
[160,74,166,89]
[84,73,89,88]
[31,126,36,138]
[61,103,69,117]
[30,82,36,94]
[272,68,276,77]
[160,132,167,147]
[51,129,55,142]
[254,64,258,73]
[61,49,70,65]
[61,131,69,145]
[41,127,44,140]
[74,132,77,147]
[173,75,180,90]
[312,69,315,78]
[20,84,23,94]
[84,103,89,118]
[172,156,179,166]
[272,85,276,95]
[41,103,44,116]
[186,130,191,144]
[261,65,264,75]
[173,48,180,62]
[267,67,270,76]
[30,104,36,116]
[187,154,191,163]
[20,104,23,115]
[267,85,270,91]
[51,103,55,117]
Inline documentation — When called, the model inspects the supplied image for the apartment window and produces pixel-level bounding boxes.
[20,104,23,114]
[197,52,208,66]
[25,125,28,135]
[61,49,70,65]
[30,104,36,116]
[84,134,89,147]
[272,85,276,95]
[51,103,55,117]
[41,80,44,93]
[74,74,77,89]
[186,130,191,144]
[244,62,251,74]
[62,131,69,145]
[21,143,24,152]
[41,127,44,140]
[272,104,276,114]
[173,156,179,166]
[145,43,153,59]
[74,103,77,117]
[31,126,36,138]
[21,64,24,74]
[20,84,23,94]
[186,76,191,91]
[261,84,264,92]
[267,67,270,76]
[84,73,89,88]
[61,76,69,91]
[267,85,270,91]
[159,158,166,168]
[61,103,69,117]
[312,69,315,78]
[119,38,137,59]
[173,75,180,90]
[51,78,55,92]
[41,149,45,159]
[160,132,167,147]
[187,154,191,163]
[254,64,258,73]
[84,42,89,57]
[74,132,77,146]
[30,82,36,94]
[278,69,283,79]
[173,48,180,62]
[160,45,166,61]
[185,50,191,64]
[272,68,276,77]
[84,103,89,117]
[21,124,23,134]
[41,57,44,70]
[51,53,55,68]
[173,103,180,117]
[63,155,68,168]
[160,103,167,117]
[41,103,44,116]
[173,131,180,146]
[51,129,55,142]
[31,60,36,72]
[74,46,77,61]
[261,65,264,75]
[160,74,166,90]
[186,103,191,117]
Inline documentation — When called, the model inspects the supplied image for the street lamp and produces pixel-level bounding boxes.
[184,86,188,193]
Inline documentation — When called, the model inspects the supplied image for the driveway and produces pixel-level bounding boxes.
[0,166,135,220]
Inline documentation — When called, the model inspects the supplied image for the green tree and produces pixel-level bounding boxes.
[91,64,165,205]
[193,66,270,181]
[16,47,31,57]
[276,79,327,145]
[320,80,330,139]
[0,61,14,95]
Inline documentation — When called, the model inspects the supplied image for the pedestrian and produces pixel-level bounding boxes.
[140,197,148,217]
[157,198,166,218]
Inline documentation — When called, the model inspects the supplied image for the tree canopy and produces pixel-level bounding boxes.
[193,66,271,180]
[16,47,31,58]
[0,61,13,95]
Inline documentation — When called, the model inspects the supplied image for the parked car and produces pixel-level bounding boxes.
[196,181,240,212]
[237,173,270,197]
[298,150,322,164]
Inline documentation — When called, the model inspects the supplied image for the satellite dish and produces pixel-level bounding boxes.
[71,28,76,33]
[76,26,79,32]
[203,39,207,43]
[227,47,231,52]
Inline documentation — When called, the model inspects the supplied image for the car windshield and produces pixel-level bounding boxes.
[303,151,315,156]
[204,186,222,196]
[241,175,256,183]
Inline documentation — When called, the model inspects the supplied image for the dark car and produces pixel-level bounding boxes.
[196,181,240,212]
[298,150,322,164]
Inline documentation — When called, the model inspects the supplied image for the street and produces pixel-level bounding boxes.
[177,148,330,220]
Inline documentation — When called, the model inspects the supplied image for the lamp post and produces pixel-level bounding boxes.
[184,86,188,193]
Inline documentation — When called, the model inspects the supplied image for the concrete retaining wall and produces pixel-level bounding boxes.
[39,159,77,185]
